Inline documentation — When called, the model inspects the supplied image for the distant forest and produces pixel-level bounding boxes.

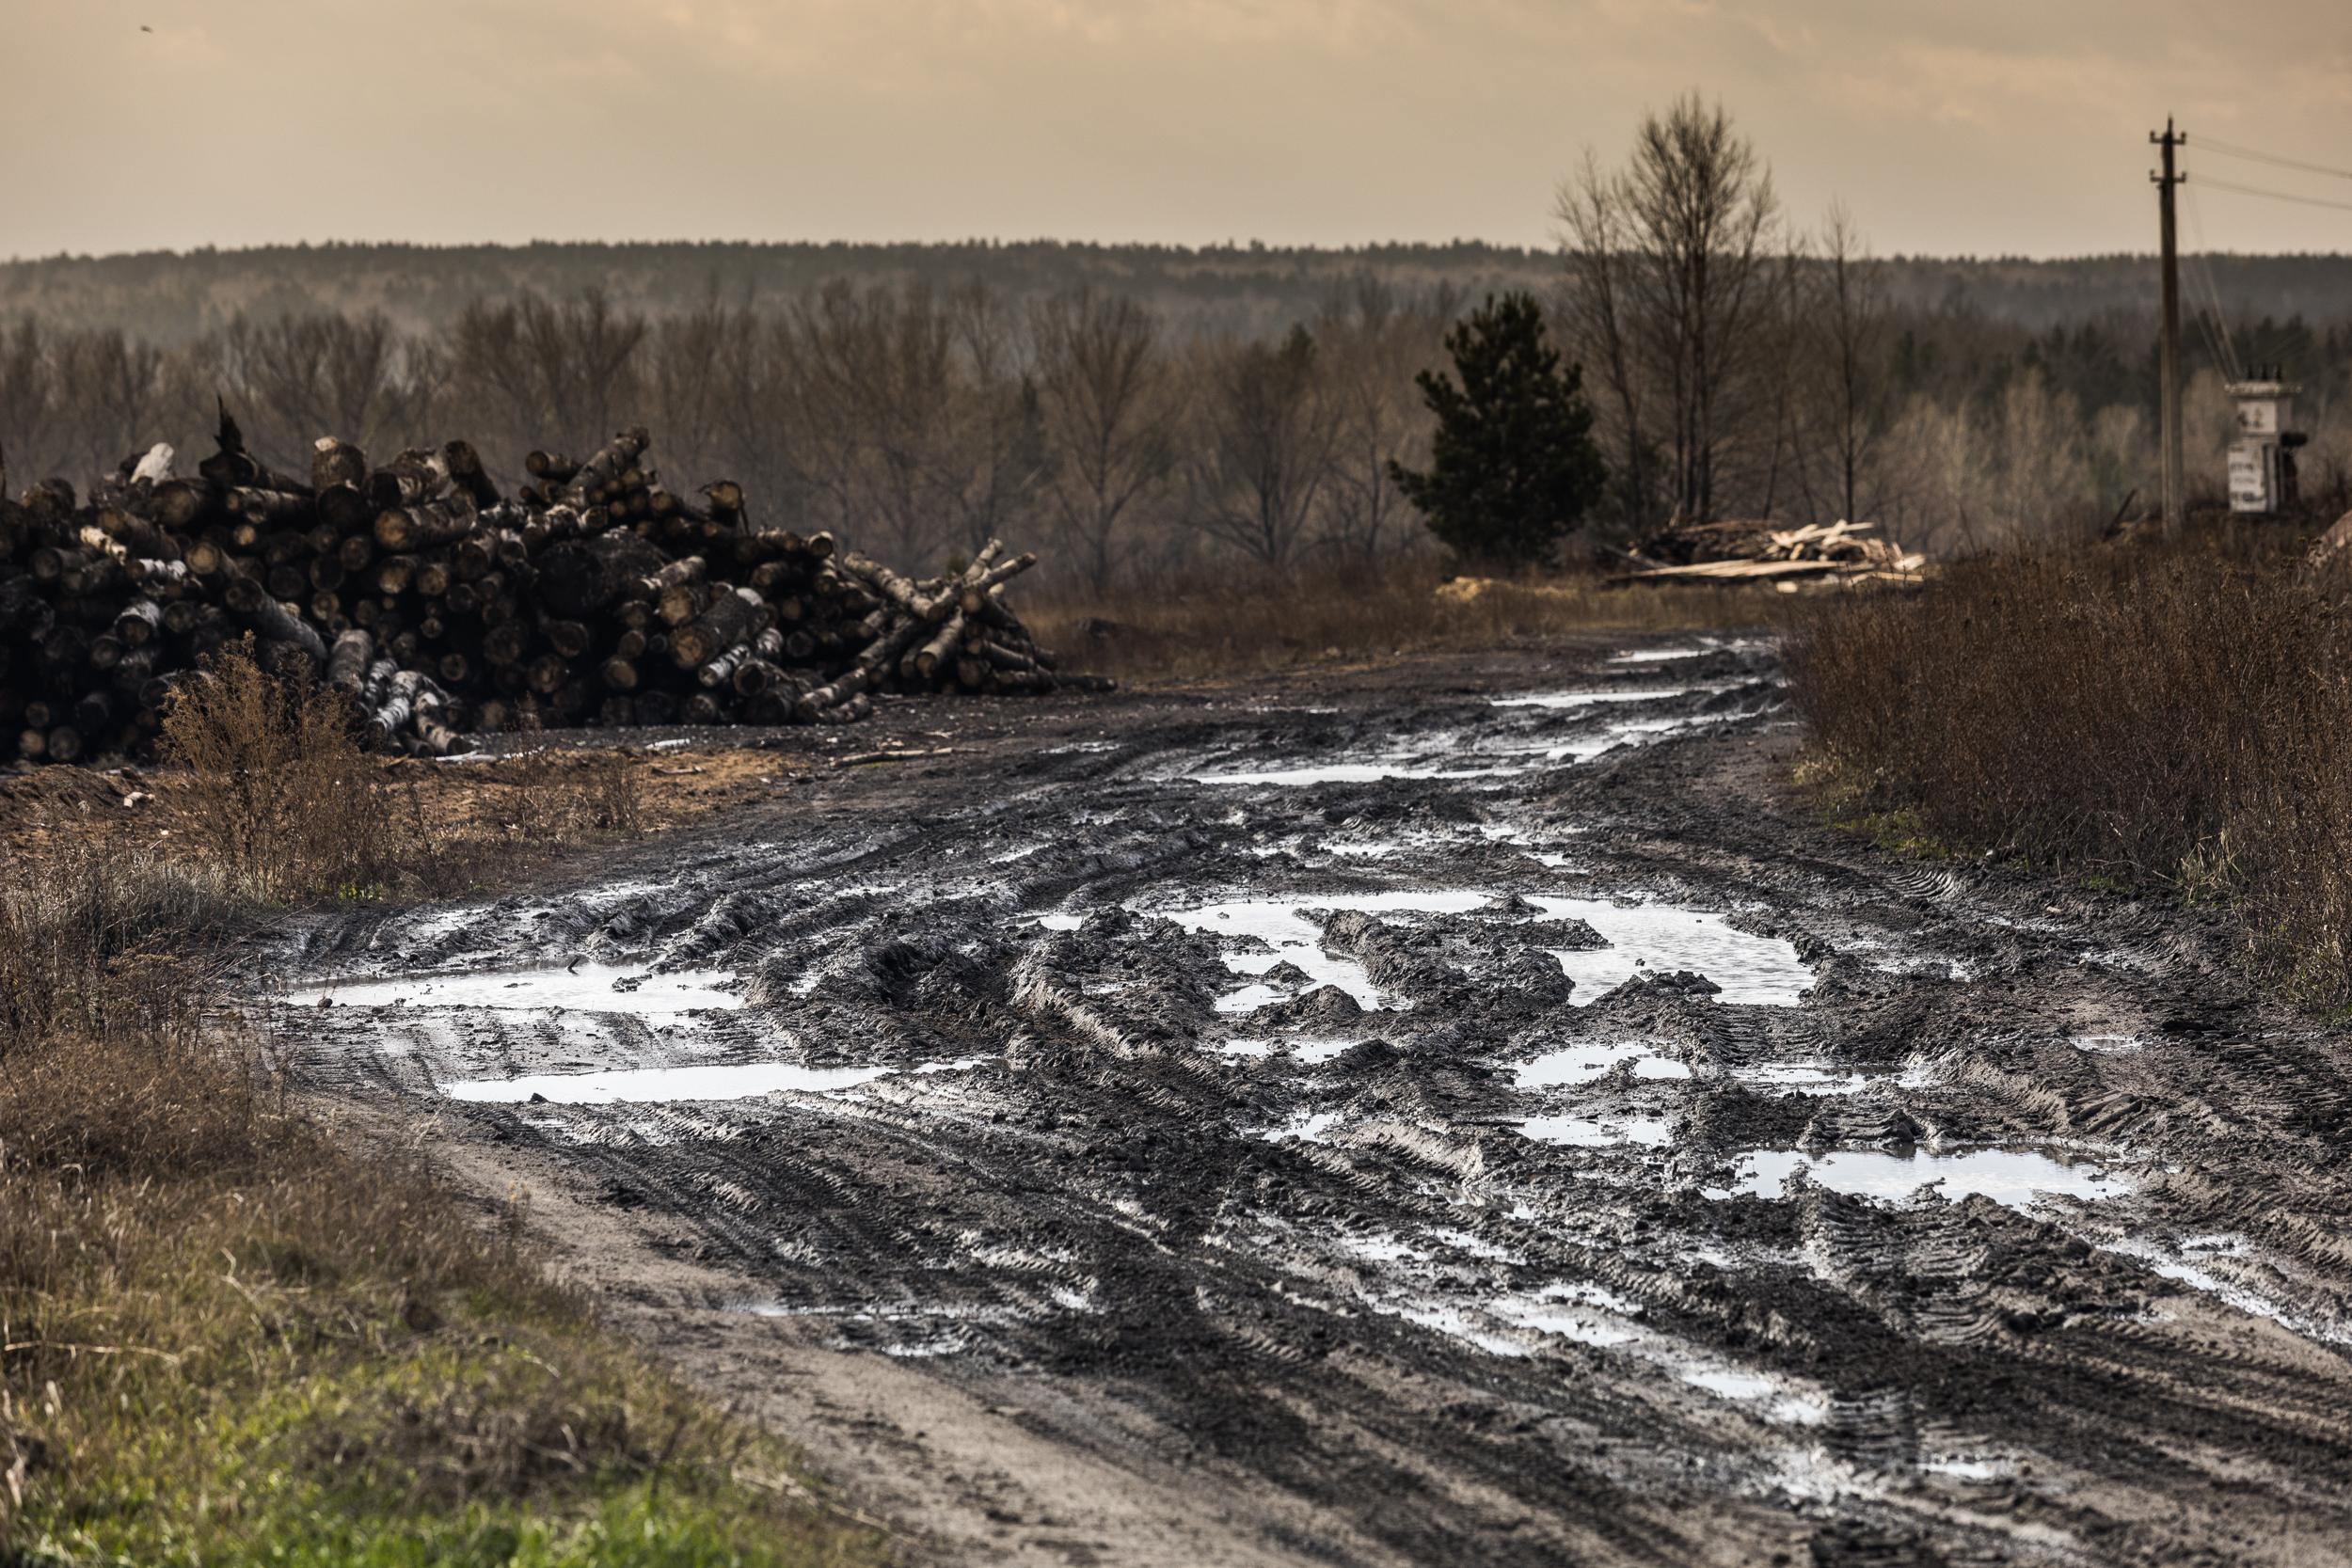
[8,240,2352,345]
[7,232,2351,584]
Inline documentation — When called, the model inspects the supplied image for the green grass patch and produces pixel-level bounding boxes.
[3,1117,889,1568]
[2,675,889,1568]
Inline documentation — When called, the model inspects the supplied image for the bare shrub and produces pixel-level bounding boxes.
[159,641,397,902]
[1788,530,2352,1001]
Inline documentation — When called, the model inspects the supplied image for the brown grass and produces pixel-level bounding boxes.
[1025,559,1784,683]
[1788,525,2352,1002]
[159,642,402,901]
[0,647,800,911]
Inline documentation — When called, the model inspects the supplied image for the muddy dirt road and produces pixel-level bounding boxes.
[270,640,2352,1567]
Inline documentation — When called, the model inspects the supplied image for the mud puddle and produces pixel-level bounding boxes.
[273,638,2352,1567]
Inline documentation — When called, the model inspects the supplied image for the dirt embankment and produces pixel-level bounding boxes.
[265,636,2352,1568]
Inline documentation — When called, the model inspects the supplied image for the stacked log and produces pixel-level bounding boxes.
[0,416,1103,767]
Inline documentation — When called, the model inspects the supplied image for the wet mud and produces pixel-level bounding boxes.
[271,638,2352,1566]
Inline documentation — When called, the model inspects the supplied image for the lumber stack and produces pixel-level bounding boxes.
[0,413,1102,767]
[1614,518,1924,587]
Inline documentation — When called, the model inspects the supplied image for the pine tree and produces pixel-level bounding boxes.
[1390,293,1607,568]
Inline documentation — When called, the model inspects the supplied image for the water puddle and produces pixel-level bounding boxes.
[1609,638,1769,664]
[1518,1114,1673,1148]
[1359,1267,1823,1428]
[2103,1235,2351,1344]
[1732,1065,1867,1095]
[1266,1109,1342,1143]
[1187,708,1744,787]
[442,1054,989,1104]
[291,962,739,1020]
[1678,1365,1827,1426]
[1489,687,1695,710]
[1190,760,1494,787]
[1515,1041,1692,1085]
[1726,1148,2129,1211]
[1162,891,1492,1013]
[1523,897,1813,1007]
[445,1060,890,1103]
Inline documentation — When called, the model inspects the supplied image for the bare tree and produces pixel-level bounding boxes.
[1185,325,1335,568]
[1557,94,1788,525]
[444,288,647,462]
[1555,157,1657,531]
[217,311,440,464]
[645,289,734,487]
[1030,289,1175,589]
[52,328,167,485]
[0,318,57,483]
[939,284,1049,557]
[1803,204,1892,527]
[1314,277,1451,562]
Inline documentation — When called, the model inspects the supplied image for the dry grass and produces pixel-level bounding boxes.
[1788,525,2352,1002]
[0,673,877,1566]
[144,644,681,905]
[1025,559,1784,683]
[158,643,403,902]
[0,652,802,911]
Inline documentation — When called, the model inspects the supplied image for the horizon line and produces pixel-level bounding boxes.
[8,238,2352,269]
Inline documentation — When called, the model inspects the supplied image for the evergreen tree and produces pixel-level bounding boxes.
[1390,293,1607,567]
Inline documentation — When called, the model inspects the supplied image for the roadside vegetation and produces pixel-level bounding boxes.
[1788,524,2352,1004]
[0,648,882,1568]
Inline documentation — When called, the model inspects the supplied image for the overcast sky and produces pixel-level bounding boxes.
[7,0,2350,260]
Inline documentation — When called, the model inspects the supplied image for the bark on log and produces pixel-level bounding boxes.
[566,427,649,503]
[374,496,477,551]
[366,449,452,512]
[222,575,327,662]
[670,587,762,670]
[913,612,966,680]
[959,552,1039,611]
[111,598,162,646]
[311,436,368,492]
[535,531,667,618]
[326,628,374,691]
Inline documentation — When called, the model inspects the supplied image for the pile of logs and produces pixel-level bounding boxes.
[0,412,1101,766]
[1614,518,1925,587]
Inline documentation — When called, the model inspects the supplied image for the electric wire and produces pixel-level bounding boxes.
[2194,174,2352,214]
[2194,135,2352,183]
[2180,184,2244,382]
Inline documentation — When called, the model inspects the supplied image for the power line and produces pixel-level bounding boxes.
[2181,185,2242,381]
[2194,174,2352,214]
[2195,135,2352,183]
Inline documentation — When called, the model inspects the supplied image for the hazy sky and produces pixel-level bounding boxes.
[7,0,2350,260]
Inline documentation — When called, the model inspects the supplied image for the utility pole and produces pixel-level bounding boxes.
[2152,119,2187,533]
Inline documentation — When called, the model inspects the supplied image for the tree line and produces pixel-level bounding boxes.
[7,98,2348,580]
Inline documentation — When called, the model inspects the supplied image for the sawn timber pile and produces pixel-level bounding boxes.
[0,414,1104,765]
[1615,517,1925,587]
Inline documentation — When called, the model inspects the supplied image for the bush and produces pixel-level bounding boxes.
[1788,531,2352,1000]
[160,641,400,901]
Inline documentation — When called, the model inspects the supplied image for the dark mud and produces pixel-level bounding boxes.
[269,637,2352,1567]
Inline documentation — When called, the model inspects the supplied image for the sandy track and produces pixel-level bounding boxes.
[273,640,2352,1566]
